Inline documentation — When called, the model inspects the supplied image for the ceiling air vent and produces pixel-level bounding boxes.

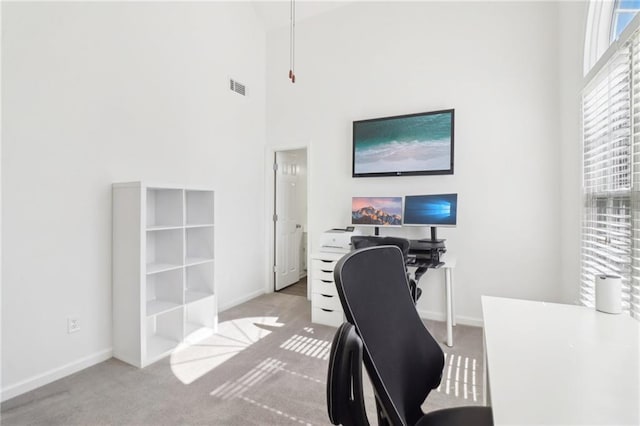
[229,78,246,96]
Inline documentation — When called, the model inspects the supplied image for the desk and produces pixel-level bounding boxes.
[482,296,640,425]
[311,251,457,347]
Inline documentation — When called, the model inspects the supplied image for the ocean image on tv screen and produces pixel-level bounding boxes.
[353,112,452,175]
[404,194,457,226]
[352,197,402,226]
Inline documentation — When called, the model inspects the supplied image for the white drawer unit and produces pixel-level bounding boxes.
[311,258,338,273]
[312,307,343,327]
[312,292,342,311]
[313,270,334,282]
[312,278,339,296]
[310,251,347,327]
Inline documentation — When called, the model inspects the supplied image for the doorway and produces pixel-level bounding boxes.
[273,148,308,294]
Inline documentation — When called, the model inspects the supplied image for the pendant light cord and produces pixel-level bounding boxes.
[289,0,296,83]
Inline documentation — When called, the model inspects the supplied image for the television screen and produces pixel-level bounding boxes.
[403,193,457,226]
[351,196,403,226]
[352,109,454,177]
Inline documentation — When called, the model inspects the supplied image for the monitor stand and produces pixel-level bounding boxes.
[418,226,445,244]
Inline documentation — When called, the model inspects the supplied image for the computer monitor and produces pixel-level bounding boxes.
[351,196,402,235]
[403,193,457,242]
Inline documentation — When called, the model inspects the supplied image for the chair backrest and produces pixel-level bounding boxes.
[351,236,410,262]
[351,236,421,302]
[327,322,369,426]
[334,246,444,426]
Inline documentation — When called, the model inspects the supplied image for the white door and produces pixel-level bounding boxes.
[275,151,302,291]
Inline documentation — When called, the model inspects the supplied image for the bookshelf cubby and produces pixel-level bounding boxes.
[185,227,214,266]
[146,269,183,316]
[185,296,217,344]
[146,188,183,228]
[185,262,215,303]
[186,190,215,226]
[113,182,217,368]
[146,307,184,363]
[146,228,183,274]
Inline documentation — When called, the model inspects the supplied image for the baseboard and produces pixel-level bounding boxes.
[417,309,484,327]
[219,289,265,312]
[1,348,113,402]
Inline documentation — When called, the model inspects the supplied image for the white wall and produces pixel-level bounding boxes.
[266,1,567,323]
[1,2,266,398]
[558,1,588,305]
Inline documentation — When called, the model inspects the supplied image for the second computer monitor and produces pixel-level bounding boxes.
[403,193,457,227]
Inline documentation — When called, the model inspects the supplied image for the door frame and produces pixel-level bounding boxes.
[264,141,312,299]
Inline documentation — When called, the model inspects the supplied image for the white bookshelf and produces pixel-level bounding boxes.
[113,182,216,368]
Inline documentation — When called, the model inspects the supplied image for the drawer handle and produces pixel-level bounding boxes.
[321,269,333,273]
[321,280,332,283]
[321,260,332,263]
[321,308,334,312]
[321,294,334,298]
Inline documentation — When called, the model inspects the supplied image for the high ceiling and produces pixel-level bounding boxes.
[251,1,351,31]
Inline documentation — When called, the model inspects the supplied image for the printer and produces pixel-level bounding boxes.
[319,228,362,253]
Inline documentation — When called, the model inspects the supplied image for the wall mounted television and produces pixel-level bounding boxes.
[352,109,454,178]
[351,196,403,234]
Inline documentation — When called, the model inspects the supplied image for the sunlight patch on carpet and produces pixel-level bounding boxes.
[280,334,330,360]
[210,357,286,399]
[170,316,284,384]
[210,356,325,401]
[238,396,313,426]
[435,352,479,401]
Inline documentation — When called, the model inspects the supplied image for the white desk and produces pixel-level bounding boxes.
[482,296,640,425]
[311,251,457,347]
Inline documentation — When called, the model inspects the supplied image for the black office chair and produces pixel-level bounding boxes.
[350,236,423,302]
[327,322,368,426]
[328,246,493,426]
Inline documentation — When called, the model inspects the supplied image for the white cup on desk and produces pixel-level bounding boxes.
[595,274,622,314]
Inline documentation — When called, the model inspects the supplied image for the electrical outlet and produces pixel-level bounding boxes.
[67,317,80,334]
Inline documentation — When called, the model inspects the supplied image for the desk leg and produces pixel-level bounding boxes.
[450,268,456,327]
[445,267,453,347]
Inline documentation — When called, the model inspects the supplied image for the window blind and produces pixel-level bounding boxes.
[582,31,640,319]
[630,33,640,317]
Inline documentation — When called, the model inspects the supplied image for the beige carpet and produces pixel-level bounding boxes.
[278,276,307,298]
[1,292,484,425]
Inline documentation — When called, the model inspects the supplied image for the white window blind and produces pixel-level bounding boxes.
[630,34,640,316]
[582,31,640,319]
